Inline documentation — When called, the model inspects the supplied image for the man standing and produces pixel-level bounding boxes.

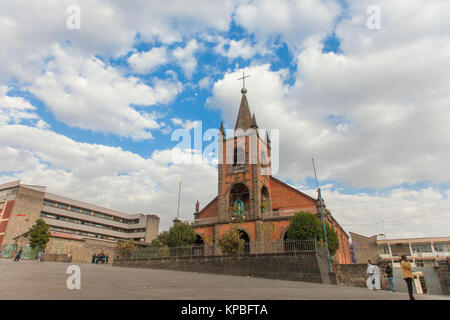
[367,259,376,290]
[401,255,415,300]
[385,263,395,292]
[14,247,23,262]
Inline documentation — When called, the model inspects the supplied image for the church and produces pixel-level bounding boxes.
[193,84,352,264]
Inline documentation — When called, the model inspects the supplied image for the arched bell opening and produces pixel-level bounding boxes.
[229,183,250,219]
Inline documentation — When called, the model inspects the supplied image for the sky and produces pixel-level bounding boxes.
[1,0,450,239]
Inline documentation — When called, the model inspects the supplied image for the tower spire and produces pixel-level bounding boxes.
[250,113,258,129]
[235,72,253,131]
[219,121,225,137]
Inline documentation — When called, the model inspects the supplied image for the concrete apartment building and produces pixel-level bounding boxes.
[350,232,450,267]
[0,180,159,263]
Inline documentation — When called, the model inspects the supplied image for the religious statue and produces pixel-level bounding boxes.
[195,200,200,213]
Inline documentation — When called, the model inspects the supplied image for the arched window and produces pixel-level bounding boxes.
[193,235,204,256]
[239,230,250,254]
[233,147,245,165]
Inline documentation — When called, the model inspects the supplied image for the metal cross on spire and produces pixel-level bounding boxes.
[238,71,250,89]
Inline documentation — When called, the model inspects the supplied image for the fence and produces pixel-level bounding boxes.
[117,239,328,262]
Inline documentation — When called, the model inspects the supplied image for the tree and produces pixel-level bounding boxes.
[285,212,322,241]
[323,223,339,257]
[28,218,51,250]
[285,211,340,256]
[162,223,196,248]
[218,227,245,254]
[116,239,136,258]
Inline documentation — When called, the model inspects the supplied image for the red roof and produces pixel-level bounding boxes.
[50,231,83,241]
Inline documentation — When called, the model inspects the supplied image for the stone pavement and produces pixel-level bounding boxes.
[0,259,448,300]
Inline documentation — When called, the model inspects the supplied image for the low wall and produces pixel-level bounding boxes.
[114,252,330,284]
[333,263,390,289]
[42,253,68,262]
[334,263,370,288]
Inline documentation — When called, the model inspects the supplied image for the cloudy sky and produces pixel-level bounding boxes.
[1,0,450,239]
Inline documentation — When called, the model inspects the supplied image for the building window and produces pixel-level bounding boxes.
[433,243,450,253]
[70,206,82,213]
[415,260,424,267]
[57,203,69,210]
[43,200,58,207]
[412,244,432,253]
[233,147,245,165]
[378,245,390,255]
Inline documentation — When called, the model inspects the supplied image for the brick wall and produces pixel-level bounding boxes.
[115,252,330,284]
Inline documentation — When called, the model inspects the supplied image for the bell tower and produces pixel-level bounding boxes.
[217,84,272,224]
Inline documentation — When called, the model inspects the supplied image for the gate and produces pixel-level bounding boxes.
[2,243,17,258]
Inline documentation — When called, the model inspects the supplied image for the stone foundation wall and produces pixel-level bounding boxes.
[39,237,117,263]
[114,252,329,284]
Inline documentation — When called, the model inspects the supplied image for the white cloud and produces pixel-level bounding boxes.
[213,36,268,60]
[0,0,239,82]
[171,118,200,131]
[30,44,182,140]
[0,124,217,231]
[235,0,340,49]
[128,47,169,74]
[172,39,201,79]
[198,76,211,89]
[208,1,450,189]
[0,86,40,125]
[319,186,450,239]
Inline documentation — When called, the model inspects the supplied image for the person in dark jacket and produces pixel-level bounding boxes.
[385,263,395,292]
[14,247,23,262]
[91,253,96,264]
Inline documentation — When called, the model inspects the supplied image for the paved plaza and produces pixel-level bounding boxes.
[0,259,448,300]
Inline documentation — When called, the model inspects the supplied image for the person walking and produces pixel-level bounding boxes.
[367,259,376,290]
[14,247,23,262]
[401,255,415,300]
[66,252,72,263]
[385,263,395,292]
[105,253,109,264]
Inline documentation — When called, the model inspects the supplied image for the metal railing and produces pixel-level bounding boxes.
[116,239,326,262]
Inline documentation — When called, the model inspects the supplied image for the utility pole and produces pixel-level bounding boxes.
[312,158,331,272]
[173,180,182,225]
[380,220,394,265]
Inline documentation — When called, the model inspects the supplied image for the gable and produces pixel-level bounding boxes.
[270,177,317,212]
[197,196,218,220]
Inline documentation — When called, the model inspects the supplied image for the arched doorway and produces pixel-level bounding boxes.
[230,183,250,219]
[239,230,250,254]
[283,230,292,252]
[193,234,204,256]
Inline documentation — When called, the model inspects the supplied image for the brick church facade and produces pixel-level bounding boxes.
[193,86,352,264]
